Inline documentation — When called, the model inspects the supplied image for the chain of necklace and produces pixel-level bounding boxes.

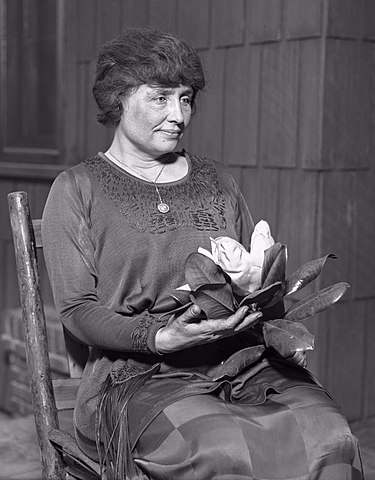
[106,151,170,214]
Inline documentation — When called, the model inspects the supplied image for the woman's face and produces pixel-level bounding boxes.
[117,84,194,159]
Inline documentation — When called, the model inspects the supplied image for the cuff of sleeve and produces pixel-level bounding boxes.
[147,322,166,355]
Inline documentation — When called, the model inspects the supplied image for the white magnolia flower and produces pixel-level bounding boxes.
[198,220,275,292]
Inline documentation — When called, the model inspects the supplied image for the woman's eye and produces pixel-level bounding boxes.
[181,96,192,106]
[155,96,167,104]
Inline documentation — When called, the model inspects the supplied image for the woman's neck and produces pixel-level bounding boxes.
[105,147,188,183]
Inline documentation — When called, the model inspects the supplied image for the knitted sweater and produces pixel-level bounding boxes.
[42,151,254,441]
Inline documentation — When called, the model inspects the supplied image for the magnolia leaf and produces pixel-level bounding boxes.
[171,289,192,305]
[185,253,228,290]
[160,301,193,320]
[191,284,235,319]
[239,281,283,308]
[284,282,350,322]
[261,299,285,321]
[263,319,315,357]
[261,243,287,289]
[285,254,337,296]
[210,345,266,381]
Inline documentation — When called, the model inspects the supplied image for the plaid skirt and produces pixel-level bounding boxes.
[77,357,363,479]
[126,360,363,480]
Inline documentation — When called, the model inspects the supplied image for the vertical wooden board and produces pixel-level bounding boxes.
[303,316,327,380]
[177,0,210,49]
[320,172,355,288]
[121,0,150,29]
[239,167,280,233]
[76,0,98,62]
[353,171,375,299]
[61,1,79,164]
[324,300,365,422]
[246,0,282,43]
[149,0,178,34]
[327,0,363,39]
[77,63,90,161]
[96,0,123,47]
[364,299,375,417]
[211,0,245,47]
[0,179,17,308]
[363,0,375,40]
[323,40,371,169]
[276,169,319,296]
[188,49,225,161]
[227,166,243,186]
[258,42,299,168]
[284,0,322,39]
[223,45,261,166]
[299,39,323,169]
[79,62,111,160]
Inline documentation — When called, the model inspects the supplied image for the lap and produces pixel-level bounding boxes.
[134,387,362,480]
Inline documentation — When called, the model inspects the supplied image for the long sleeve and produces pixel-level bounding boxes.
[42,168,166,354]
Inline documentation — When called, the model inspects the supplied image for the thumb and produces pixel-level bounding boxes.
[183,303,202,322]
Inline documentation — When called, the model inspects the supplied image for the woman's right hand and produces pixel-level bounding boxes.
[155,304,263,354]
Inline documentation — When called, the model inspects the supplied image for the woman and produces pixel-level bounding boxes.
[42,27,363,479]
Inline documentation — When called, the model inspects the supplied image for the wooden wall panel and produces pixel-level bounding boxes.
[320,172,355,288]
[188,49,226,161]
[177,0,210,49]
[364,299,375,418]
[239,167,280,233]
[323,40,371,169]
[211,0,245,47]
[276,170,319,294]
[76,0,97,62]
[363,0,375,40]
[149,0,178,34]
[327,0,364,39]
[246,0,282,43]
[121,0,150,29]
[284,0,322,39]
[96,0,123,46]
[353,171,375,299]
[298,39,323,169]
[325,300,366,422]
[258,42,299,167]
[223,45,261,166]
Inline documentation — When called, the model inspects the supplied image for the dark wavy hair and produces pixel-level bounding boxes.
[92,27,205,127]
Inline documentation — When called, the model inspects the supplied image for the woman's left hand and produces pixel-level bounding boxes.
[287,350,307,368]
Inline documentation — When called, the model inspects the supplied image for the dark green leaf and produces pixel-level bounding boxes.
[239,282,283,308]
[263,319,315,357]
[160,302,193,320]
[285,254,337,296]
[171,289,191,305]
[261,243,287,289]
[210,345,266,381]
[185,253,228,290]
[261,299,285,321]
[191,283,235,319]
[283,282,350,322]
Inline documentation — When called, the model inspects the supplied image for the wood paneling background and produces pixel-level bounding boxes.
[1,0,374,426]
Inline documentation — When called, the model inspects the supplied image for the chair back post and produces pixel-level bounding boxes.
[8,191,65,479]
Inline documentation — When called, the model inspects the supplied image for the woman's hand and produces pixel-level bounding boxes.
[286,350,307,368]
[155,305,263,354]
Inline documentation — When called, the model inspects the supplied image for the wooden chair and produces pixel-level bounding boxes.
[7,191,103,480]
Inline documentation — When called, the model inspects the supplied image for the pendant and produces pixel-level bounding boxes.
[158,202,170,214]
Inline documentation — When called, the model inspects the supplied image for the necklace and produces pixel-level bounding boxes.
[106,151,170,214]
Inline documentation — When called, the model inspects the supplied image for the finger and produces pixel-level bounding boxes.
[289,351,307,367]
[179,304,202,323]
[234,311,263,332]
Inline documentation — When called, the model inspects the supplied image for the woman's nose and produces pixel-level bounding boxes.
[168,99,184,123]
